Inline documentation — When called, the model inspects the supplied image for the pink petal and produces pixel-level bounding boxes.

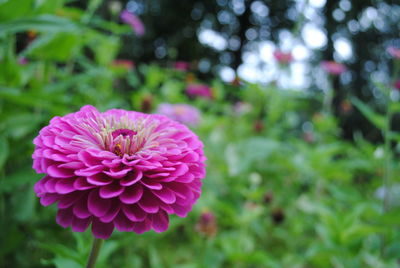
[55,177,77,194]
[78,150,101,166]
[171,203,191,217]
[138,191,159,213]
[99,183,124,199]
[75,165,104,176]
[87,174,113,186]
[88,189,111,217]
[99,200,121,223]
[72,216,91,232]
[140,180,162,190]
[74,177,96,190]
[174,173,195,183]
[58,162,85,169]
[102,158,122,168]
[120,170,143,186]
[151,188,176,204]
[103,167,131,178]
[73,196,91,219]
[168,182,191,199]
[122,204,146,222]
[159,203,174,214]
[170,164,189,177]
[92,218,114,239]
[119,184,143,204]
[56,208,73,228]
[114,212,134,231]
[34,177,47,194]
[40,193,60,206]
[58,191,84,209]
[151,210,169,232]
[131,219,151,234]
[44,177,58,192]
[47,165,74,178]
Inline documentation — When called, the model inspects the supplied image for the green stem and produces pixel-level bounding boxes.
[323,77,333,115]
[382,108,392,212]
[383,59,400,212]
[86,238,104,268]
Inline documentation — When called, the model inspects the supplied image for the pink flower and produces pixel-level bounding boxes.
[186,84,213,99]
[120,10,145,36]
[387,46,400,59]
[195,211,217,237]
[156,103,200,127]
[233,102,252,116]
[18,57,28,65]
[394,80,400,90]
[32,105,206,239]
[112,59,135,70]
[273,50,293,64]
[321,61,346,75]
[173,61,190,71]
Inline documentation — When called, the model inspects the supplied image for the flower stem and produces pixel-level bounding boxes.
[382,108,392,212]
[323,77,334,115]
[86,238,104,268]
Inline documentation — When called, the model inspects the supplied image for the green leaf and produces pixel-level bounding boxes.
[0,15,79,34]
[52,258,82,268]
[148,245,165,268]
[0,137,9,170]
[0,0,34,22]
[1,112,45,139]
[33,0,66,15]
[86,30,120,65]
[389,102,400,113]
[351,97,385,129]
[0,168,41,194]
[23,31,82,61]
[12,184,36,222]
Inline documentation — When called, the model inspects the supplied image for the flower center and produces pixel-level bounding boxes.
[111,129,138,157]
[111,128,137,139]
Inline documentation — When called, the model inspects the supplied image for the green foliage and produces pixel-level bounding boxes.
[0,1,399,268]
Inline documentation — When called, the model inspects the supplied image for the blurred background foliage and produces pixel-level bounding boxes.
[1,0,400,267]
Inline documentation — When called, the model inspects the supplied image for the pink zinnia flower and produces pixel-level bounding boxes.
[156,103,200,127]
[32,105,206,239]
[387,46,400,59]
[273,50,293,64]
[186,84,213,99]
[173,61,190,71]
[120,10,145,36]
[321,61,346,75]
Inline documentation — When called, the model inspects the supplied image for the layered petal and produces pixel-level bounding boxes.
[32,105,206,238]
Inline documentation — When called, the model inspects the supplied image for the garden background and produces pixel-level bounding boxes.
[1,0,400,267]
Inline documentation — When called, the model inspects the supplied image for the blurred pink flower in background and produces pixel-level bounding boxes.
[233,102,252,116]
[18,57,28,65]
[273,50,293,64]
[321,61,346,75]
[112,59,135,70]
[195,211,217,237]
[120,10,145,36]
[186,84,213,99]
[156,103,200,126]
[387,46,400,59]
[394,80,400,90]
[173,61,190,71]
[32,105,206,239]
